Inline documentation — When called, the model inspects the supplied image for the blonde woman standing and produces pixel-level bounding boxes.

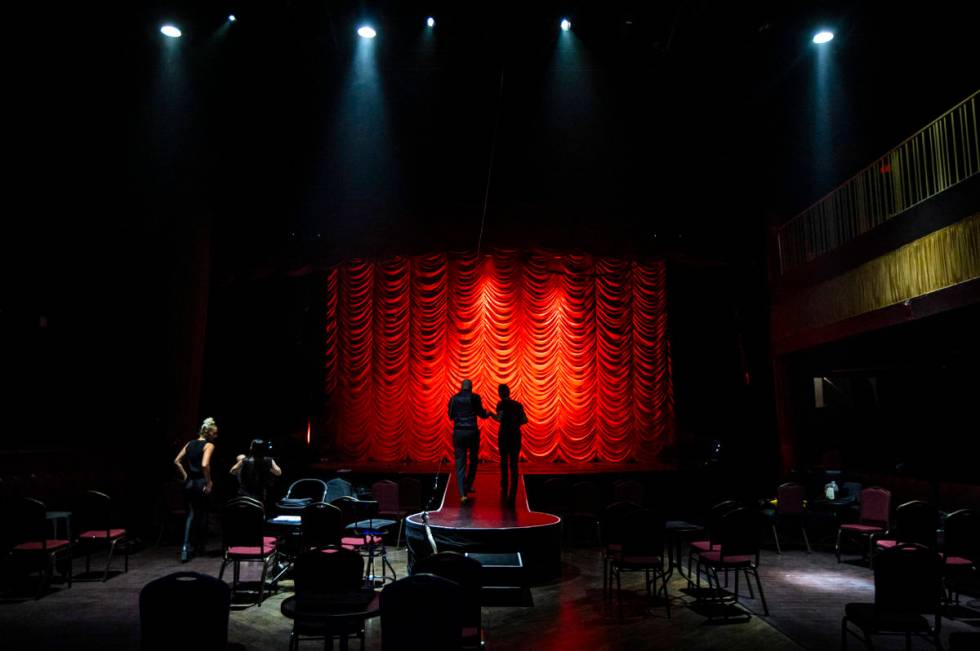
[174,417,218,562]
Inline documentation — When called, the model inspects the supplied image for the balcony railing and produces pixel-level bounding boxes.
[776,90,979,275]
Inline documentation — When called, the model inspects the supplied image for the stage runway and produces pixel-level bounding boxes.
[405,468,562,581]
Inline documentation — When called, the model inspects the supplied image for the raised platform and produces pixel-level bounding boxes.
[404,469,562,582]
[311,459,672,475]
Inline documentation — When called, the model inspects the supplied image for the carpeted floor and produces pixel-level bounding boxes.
[1,539,978,650]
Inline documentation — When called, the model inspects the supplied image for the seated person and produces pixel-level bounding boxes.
[230,439,282,507]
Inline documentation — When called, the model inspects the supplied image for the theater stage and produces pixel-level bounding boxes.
[403,468,563,582]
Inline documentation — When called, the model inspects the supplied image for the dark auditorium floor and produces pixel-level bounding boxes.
[2,541,978,650]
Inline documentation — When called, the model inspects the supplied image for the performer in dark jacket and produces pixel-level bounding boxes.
[448,379,490,503]
[494,384,528,501]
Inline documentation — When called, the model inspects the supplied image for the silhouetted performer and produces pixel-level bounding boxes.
[174,417,218,562]
[230,438,282,509]
[448,379,490,504]
[494,384,527,501]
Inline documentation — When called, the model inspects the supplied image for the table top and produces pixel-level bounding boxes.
[281,590,381,621]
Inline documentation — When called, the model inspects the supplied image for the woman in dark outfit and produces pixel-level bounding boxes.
[174,417,218,562]
[229,438,282,509]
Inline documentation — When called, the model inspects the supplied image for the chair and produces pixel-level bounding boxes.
[277,478,329,513]
[687,499,739,582]
[326,478,354,504]
[5,497,72,599]
[607,507,671,619]
[839,482,863,506]
[218,498,278,605]
[380,574,464,651]
[397,477,423,513]
[301,502,343,550]
[696,506,768,617]
[841,543,944,649]
[942,508,979,604]
[75,490,129,581]
[765,483,811,554]
[874,500,939,554]
[599,501,642,597]
[283,547,367,651]
[613,479,644,506]
[837,487,891,563]
[140,572,230,651]
[413,551,484,647]
[372,480,409,548]
[569,481,602,545]
[333,496,396,586]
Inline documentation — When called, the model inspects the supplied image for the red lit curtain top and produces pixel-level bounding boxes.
[324,250,673,464]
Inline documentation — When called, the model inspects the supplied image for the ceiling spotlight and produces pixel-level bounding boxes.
[228,15,236,23]
[560,18,572,32]
[812,30,834,44]
[357,25,377,39]
[160,24,182,38]
[426,17,435,28]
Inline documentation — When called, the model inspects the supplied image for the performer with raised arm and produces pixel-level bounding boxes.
[448,379,490,504]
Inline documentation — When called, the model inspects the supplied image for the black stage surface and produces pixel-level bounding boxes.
[404,469,562,582]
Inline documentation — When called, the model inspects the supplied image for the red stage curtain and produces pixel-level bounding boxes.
[324,250,673,463]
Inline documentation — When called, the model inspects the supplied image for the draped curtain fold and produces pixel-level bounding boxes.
[325,250,673,463]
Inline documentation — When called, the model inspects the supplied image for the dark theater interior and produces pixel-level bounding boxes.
[3,1,979,649]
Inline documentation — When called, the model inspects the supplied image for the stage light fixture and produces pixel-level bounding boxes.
[427,17,435,28]
[357,25,377,39]
[812,30,834,44]
[160,24,182,38]
[228,15,236,23]
[560,18,571,32]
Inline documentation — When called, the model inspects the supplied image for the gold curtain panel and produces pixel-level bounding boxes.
[774,212,980,333]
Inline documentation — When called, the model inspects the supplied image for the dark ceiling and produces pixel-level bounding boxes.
[11,1,979,279]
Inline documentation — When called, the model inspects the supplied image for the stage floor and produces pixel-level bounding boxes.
[404,467,563,580]
[312,459,673,476]
[406,469,560,530]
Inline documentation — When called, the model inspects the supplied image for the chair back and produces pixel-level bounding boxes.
[613,479,644,506]
[840,482,863,501]
[286,478,329,502]
[571,481,601,517]
[372,480,400,514]
[11,497,49,546]
[222,499,268,552]
[412,551,482,630]
[331,495,361,528]
[77,490,114,538]
[622,508,667,559]
[858,487,891,528]
[293,547,364,596]
[600,501,641,549]
[873,543,943,615]
[139,572,230,651]
[944,509,980,561]
[892,500,939,548]
[717,507,762,559]
[326,478,354,503]
[540,478,571,515]
[381,574,463,651]
[706,499,739,545]
[776,483,806,516]
[397,477,423,512]
[302,502,343,549]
